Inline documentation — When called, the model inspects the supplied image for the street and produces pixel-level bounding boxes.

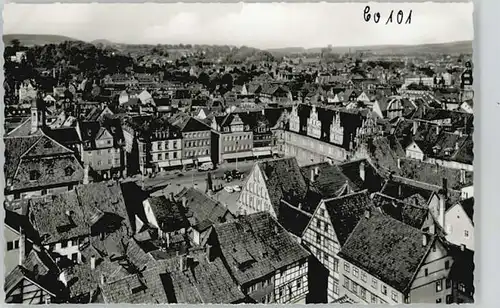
[133,160,259,215]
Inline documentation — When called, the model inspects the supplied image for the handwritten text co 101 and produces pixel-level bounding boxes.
[363,6,412,25]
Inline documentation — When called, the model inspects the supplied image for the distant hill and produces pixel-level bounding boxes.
[3,34,79,46]
[269,40,473,55]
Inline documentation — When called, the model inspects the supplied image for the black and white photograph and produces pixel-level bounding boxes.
[2,2,474,304]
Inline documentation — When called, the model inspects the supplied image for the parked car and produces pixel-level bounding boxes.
[224,186,234,193]
[223,169,244,182]
[198,162,214,172]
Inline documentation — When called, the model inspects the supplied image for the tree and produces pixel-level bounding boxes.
[10,39,20,49]
[220,73,233,91]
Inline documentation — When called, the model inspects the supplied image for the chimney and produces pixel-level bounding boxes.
[206,244,213,262]
[429,224,435,235]
[412,121,418,135]
[310,168,315,183]
[438,178,447,228]
[18,230,25,266]
[169,192,174,202]
[359,161,366,182]
[58,270,68,287]
[100,274,106,285]
[422,234,428,247]
[455,141,459,151]
[397,158,401,169]
[83,164,89,185]
[460,169,466,184]
[460,244,466,252]
[182,196,187,208]
[314,166,320,176]
[364,209,371,219]
[90,255,96,270]
[436,125,440,135]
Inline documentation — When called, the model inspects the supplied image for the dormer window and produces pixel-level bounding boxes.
[44,141,53,149]
[65,167,75,177]
[29,170,40,181]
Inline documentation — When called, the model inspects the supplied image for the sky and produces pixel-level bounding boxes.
[3,3,474,49]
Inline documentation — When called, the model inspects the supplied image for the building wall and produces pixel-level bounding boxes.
[45,237,83,263]
[445,206,474,251]
[461,186,474,199]
[83,148,122,172]
[301,201,341,302]
[7,184,75,202]
[5,226,20,276]
[409,239,454,303]
[274,259,309,303]
[284,131,348,166]
[238,165,275,217]
[143,199,159,229]
[339,258,403,304]
[6,279,52,304]
[182,131,211,160]
[406,143,425,161]
[151,139,182,167]
[220,131,253,162]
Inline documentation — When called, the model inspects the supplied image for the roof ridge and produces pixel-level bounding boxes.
[324,189,369,203]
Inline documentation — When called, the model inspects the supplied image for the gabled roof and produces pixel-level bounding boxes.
[257,157,309,215]
[147,196,189,232]
[322,190,373,245]
[372,192,431,229]
[214,212,310,285]
[176,187,232,225]
[338,212,435,293]
[5,265,64,299]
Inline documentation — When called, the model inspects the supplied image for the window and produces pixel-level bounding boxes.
[316,219,321,229]
[333,258,339,273]
[391,291,398,302]
[324,224,329,233]
[361,271,367,282]
[41,189,47,196]
[352,282,358,294]
[344,262,350,273]
[464,230,469,238]
[424,268,429,276]
[446,279,452,289]
[323,252,328,262]
[173,152,177,159]
[371,278,378,289]
[14,240,19,249]
[29,170,39,181]
[353,267,359,278]
[320,209,325,216]
[381,285,387,295]
[333,280,339,295]
[343,277,350,289]
[360,287,366,299]
[65,167,74,176]
[436,279,443,292]
[316,232,321,244]
[404,295,411,304]
[436,298,442,303]
[279,287,283,298]
[71,253,78,262]
[7,241,14,251]
[445,260,450,269]
[371,294,377,304]
[297,279,301,289]
[61,240,68,248]
[446,295,453,304]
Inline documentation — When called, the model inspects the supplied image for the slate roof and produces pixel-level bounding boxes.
[372,193,430,229]
[176,187,233,225]
[338,212,435,293]
[213,212,310,285]
[323,190,373,245]
[257,157,309,215]
[147,196,190,232]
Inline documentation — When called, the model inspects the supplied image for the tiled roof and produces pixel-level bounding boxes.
[257,157,309,215]
[29,191,89,244]
[147,196,189,232]
[323,190,373,245]
[11,154,83,190]
[338,212,434,293]
[277,201,312,237]
[372,193,430,229]
[4,136,45,179]
[176,187,233,225]
[213,212,310,285]
[44,127,81,145]
[5,265,64,298]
